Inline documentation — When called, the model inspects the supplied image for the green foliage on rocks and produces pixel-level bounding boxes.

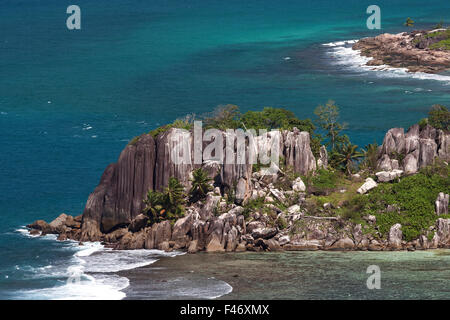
[344,163,450,241]
[143,177,186,224]
[428,104,449,131]
[149,115,194,138]
[189,168,213,203]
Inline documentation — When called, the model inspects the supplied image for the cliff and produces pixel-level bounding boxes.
[27,123,450,252]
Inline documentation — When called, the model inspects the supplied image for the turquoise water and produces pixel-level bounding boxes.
[0,0,449,299]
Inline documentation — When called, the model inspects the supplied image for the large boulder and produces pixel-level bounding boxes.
[433,218,450,247]
[327,237,355,250]
[251,227,278,240]
[292,177,306,192]
[128,214,149,233]
[375,169,403,182]
[357,178,378,194]
[27,220,52,234]
[145,220,172,249]
[49,213,69,233]
[388,224,403,249]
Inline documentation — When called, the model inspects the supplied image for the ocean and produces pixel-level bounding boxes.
[0,0,449,299]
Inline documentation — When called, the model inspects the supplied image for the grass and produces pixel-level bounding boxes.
[430,39,450,50]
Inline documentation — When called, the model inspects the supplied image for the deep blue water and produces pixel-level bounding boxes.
[0,0,449,299]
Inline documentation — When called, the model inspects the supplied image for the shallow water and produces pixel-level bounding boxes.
[122,250,450,300]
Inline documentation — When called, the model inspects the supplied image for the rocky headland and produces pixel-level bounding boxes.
[27,109,450,253]
[352,28,450,73]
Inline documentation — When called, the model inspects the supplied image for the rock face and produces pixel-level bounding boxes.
[284,129,317,175]
[81,134,156,240]
[78,127,317,239]
[353,31,450,73]
[377,124,449,174]
[357,178,378,194]
[28,122,450,253]
[436,193,449,216]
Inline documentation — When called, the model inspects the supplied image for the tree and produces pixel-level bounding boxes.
[404,17,415,27]
[189,168,213,202]
[360,143,379,172]
[314,100,348,151]
[143,177,186,224]
[203,104,241,130]
[428,104,449,131]
[333,143,364,175]
[434,20,444,29]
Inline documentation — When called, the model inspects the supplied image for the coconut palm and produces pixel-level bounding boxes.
[334,143,364,175]
[143,177,186,224]
[189,168,213,202]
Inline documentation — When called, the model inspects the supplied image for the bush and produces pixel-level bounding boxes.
[189,168,213,203]
[143,177,186,224]
[428,104,449,131]
[359,164,450,241]
[149,115,194,138]
[307,169,340,195]
[241,107,315,133]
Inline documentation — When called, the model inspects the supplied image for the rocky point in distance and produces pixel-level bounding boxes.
[353,27,450,73]
[27,105,450,253]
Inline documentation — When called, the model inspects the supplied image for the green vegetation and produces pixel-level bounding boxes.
[359,143,379,173]
[305,169,341,196]
[314,100,348,151]
[189,168,213,203]
[430,39,450,50]
[434,20,444,29]
[143,177,186,224]
[340,162,450,241]
[428,104,450,131]
[149,115,194,138]
[404,17,415,27]
[419,104,450,132]
[331,143,364,175]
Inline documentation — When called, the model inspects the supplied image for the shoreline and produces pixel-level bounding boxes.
[352,29,450,74]
[119,249,450,300]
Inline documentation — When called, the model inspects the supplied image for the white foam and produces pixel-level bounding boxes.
[324,40,450,84]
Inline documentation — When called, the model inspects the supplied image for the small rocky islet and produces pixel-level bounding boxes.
[353,27,450,73]
[27,105,450,253]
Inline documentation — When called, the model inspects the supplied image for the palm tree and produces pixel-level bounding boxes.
[189,168,213,202]
[361,143,379,172]
[164,177,185,219]
[404,17,415,27]
[334,143,364,175]
[143,177,186,224]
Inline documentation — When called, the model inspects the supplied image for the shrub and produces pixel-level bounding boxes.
[360,165,450,241]
[149,115,194,138]
[143,177,186,224]
[308,169,340,195]
[428,104,449,131]
[189,168,213,203]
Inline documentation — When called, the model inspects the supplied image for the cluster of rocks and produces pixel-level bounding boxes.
[376,124,449,175]
[353,30,450,73]
[27,123,450,252]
